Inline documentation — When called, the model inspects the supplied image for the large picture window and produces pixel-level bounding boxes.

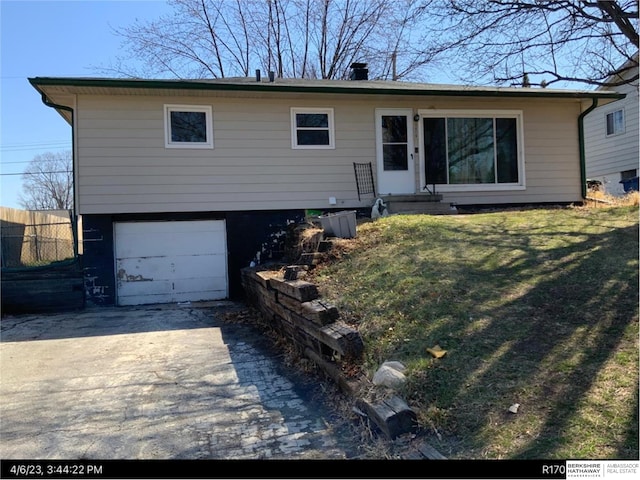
[165,105,213,149]
[423,111,524,189]
[291,108,335,149]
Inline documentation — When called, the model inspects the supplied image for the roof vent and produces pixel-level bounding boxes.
[350,62,368,80]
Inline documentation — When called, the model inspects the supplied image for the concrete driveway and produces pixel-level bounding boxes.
[0,302,360,460]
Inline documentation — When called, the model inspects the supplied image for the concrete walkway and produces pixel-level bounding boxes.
[0,302,361,460]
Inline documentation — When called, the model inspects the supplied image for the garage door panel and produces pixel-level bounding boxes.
[172,277,227,295]
[115,220,228,306]
[116,254,226,281]
[169,255,227,278]
[116,258,161,282]
[117,279,174,297]
[164,289,227,304]
[117,221,226,236]
[117,279,226,303]
[116,230,226,259]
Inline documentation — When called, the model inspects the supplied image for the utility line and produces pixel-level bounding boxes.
[1,144,71,152]
[0,171,72,176]
[1,159,69,165]
[1,141,70,147]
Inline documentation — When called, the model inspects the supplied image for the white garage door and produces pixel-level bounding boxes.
[115,220,227,306]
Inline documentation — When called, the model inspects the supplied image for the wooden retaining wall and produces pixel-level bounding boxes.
[1,258,85,314]
[241,267,364,364]
[241,265,418,440]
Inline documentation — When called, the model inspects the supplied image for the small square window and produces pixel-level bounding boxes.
[165,105,213,148]
[606,109,624,136]
[291,108,334,149]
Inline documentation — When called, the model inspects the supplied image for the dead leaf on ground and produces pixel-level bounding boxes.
[427,345,447,358]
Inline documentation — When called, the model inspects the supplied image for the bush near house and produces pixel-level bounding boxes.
[310,205,639,460]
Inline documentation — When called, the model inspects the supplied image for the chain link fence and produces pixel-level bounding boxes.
[1,209,76,268]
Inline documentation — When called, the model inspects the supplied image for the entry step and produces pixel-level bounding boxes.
[380,194,443,203]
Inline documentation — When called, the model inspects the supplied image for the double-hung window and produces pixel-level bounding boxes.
[164,105,213,148]
[606,109,624,136]
[422,110,524,190]
[291,108,335,149]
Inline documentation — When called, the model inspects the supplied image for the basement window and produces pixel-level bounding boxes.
[291,108,335,149]
[165,105,213,148]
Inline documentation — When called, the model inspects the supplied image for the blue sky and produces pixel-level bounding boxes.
[0,0,172,208]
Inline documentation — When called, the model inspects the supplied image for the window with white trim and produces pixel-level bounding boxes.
[606,109,624,136]
[291,108,335,149]
[422,110,524,189]
[164,105,213,148]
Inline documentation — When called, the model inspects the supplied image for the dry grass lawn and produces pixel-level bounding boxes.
[310,203,639,460]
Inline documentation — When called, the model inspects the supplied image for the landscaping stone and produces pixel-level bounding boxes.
[373,361,407,389]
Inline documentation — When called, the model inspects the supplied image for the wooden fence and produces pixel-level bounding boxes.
[1,207,84,313]
[0,207,75,268]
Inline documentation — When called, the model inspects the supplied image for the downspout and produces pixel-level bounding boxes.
[578,98,599,200]
[39,93,78,257]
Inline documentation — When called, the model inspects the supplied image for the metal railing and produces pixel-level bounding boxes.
[353,162,376,201]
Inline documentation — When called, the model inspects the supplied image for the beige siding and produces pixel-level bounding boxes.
[76,93,585,214]
[584,74,639,194]
[77,95,377,214]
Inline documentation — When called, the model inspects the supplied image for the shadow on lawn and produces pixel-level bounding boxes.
[398,213,639,459]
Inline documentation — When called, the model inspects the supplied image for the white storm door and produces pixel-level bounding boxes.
[115,220,228,306]
[375,109,415,194]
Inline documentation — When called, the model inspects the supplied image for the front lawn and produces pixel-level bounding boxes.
[311,206,639,460]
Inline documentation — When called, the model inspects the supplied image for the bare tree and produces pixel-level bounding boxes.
[104,0,436,80]
[418,0,638,88]
[19,151,73,211]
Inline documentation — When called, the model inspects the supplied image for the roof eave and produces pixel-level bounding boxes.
[28,76,626,101]
[30,81,73,125]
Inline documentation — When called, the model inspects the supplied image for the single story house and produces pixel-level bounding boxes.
[584,54,639,196]
[29,67,623,306]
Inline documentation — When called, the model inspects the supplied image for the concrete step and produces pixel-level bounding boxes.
[381,193,443,203]
[387,201,458,215]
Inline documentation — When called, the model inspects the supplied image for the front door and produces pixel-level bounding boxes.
[375,109,415,195]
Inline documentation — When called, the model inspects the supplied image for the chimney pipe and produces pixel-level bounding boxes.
[256,69,261,82]
[350,62,368,80]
